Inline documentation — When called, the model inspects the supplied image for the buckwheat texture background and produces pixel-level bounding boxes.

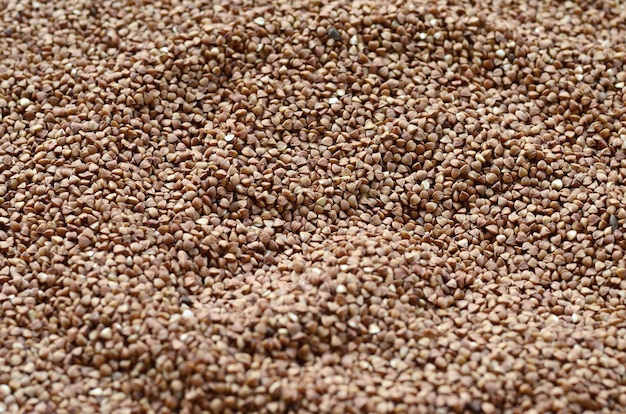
[1,0,626,413]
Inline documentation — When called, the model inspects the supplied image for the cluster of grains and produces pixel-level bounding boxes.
[2,0,626,412]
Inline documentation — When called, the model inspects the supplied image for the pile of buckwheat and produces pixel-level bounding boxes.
[1,0,626,412]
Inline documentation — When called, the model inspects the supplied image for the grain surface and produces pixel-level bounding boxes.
[1,0,626,413]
